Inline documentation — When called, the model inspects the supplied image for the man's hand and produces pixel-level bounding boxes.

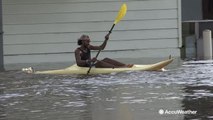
[105,33,110,41]
[90,57,97,63]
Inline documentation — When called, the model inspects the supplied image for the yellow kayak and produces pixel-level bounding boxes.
[30,58,173,75]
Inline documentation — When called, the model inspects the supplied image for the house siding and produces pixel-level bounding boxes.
[2,0,181,64]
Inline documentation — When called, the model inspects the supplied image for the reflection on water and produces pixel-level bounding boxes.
[182,86,213,120]
[181,61,213,120]
[0,61,213,120]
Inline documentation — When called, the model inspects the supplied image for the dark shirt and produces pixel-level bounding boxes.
[78,48,91,67]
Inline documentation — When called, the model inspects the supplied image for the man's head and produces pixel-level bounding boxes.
[78,34,90,46]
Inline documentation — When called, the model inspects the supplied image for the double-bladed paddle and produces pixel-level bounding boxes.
[87,3,127,74]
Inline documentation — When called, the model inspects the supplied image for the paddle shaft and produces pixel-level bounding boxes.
[87,24,115,74]
[95,24,115,58]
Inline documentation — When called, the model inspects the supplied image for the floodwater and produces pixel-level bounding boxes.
[0,60,213,120]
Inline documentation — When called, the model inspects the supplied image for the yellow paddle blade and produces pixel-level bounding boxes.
[114,3,127,24]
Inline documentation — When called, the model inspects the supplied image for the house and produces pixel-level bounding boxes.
[0,0,181,68]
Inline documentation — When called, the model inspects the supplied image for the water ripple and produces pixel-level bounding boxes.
[0,61,213,120]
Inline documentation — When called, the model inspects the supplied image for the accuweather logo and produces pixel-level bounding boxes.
[158,109,197,115]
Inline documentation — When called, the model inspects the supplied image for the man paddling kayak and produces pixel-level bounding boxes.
[75,34,133,68]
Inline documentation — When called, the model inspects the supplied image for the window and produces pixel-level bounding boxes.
[203,0,213,19]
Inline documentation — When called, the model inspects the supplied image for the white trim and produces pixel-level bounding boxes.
[177,0,182,48]
[183,20,213,23]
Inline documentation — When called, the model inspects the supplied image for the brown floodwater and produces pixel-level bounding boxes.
[0,60,213,120]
